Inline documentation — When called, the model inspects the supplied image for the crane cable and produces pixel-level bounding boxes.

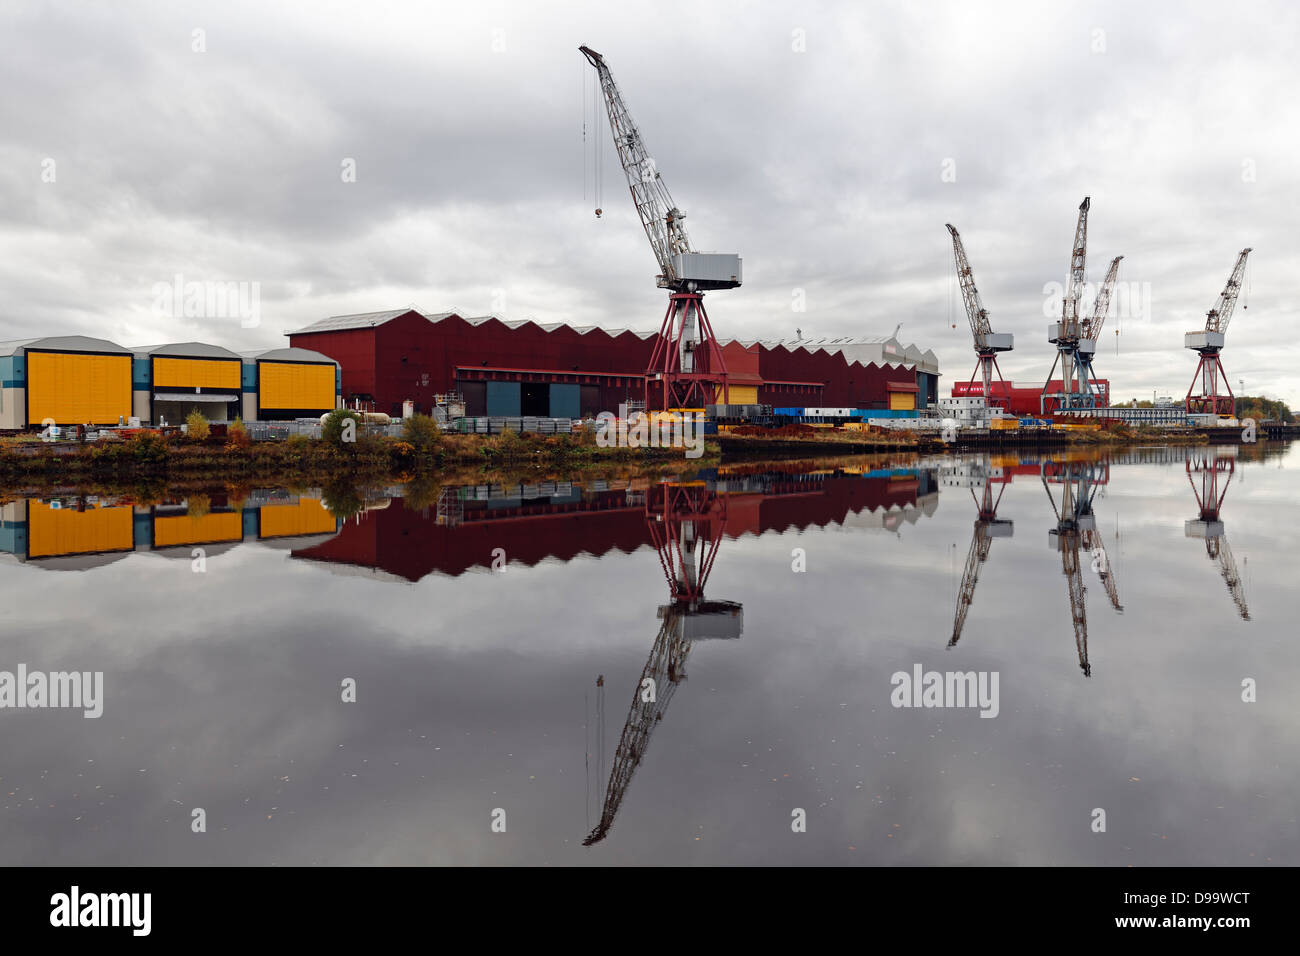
[582,60,587,204]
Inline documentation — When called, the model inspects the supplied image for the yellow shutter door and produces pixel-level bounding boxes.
[889,391,915,410]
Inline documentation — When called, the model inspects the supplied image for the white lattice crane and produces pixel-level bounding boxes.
[1043,197,1112,412]
[946,224,1013,408]
[581,46,740,411]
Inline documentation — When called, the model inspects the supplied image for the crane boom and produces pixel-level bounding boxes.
[1081,526,1123,612]
[1083,256,1123,341]
[1204,248,1252,335]
[580,45,691,290]
[1213,536,1250,621]
[584,608,688,846]
[1061,197,1090,340]
[946,224,993,347]
[947,223,1012,405]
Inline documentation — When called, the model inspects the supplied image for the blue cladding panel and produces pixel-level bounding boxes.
[549,384,580,419]
[486,382,521,417]
[0,356,22,388]
[242,362,258,392]
[133,358,151,389]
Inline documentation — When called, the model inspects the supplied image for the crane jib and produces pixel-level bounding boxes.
[580,45,741,293]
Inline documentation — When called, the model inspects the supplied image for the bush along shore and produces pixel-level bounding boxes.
[0,411,717,485]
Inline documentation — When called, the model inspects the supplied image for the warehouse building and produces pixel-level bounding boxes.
[0,336,135,430]
[0,335,339,428]
[133,342,244,425]
[240,347,342,422]
[721,335,939,410]
[287,309,940,417]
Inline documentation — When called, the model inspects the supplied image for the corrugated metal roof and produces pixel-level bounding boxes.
[0,335,132,357]
[242,347,340,365]
[288,309,419,335]
[132,341,243,360]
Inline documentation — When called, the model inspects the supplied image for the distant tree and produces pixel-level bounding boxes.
[185,409,210,441]
[1235,395,1294,422]
[322,409,362,447]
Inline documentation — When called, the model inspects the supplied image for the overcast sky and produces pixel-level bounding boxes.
[2,0,1296,405]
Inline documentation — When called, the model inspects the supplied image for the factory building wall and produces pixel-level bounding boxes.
[0,356,23,430]
[26,351,133,426]
[755,344,916,409]
[292,312,655,417]
[290,311,934,419]
[256,361,338,420]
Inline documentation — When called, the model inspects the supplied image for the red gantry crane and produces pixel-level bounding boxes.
[581,46,740,412]
[1186,249,1252,416]
[946,224,1014,409]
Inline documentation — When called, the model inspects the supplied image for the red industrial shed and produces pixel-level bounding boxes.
[287,309,935,417]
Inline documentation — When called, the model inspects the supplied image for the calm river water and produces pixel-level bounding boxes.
[0,443,1294,865]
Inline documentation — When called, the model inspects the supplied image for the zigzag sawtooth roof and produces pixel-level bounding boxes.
[286,310,938,372]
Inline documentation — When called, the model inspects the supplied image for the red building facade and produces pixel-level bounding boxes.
[288,309,927,417]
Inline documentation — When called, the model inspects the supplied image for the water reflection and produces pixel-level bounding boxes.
[1184,447,1250,620]
[289,463,941,581]
[0,491,338,569]
[0,444,1290,864]
[584,481,742,845]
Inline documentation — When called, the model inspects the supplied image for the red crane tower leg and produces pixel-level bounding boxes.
[1185,352,1234,416]
[644,292,730,411]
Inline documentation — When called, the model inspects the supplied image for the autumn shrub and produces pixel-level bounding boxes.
[401,413,442,455]
[185,410,210,441]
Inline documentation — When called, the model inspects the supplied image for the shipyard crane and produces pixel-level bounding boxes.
[584,480,742,845]
[1185,449,1250,620]
[1074,255,1123,410]
[580,46,741,411]
[1186,249,1252,415]
[948,459,1013,648]
[1042,198,1100,413]
[946,224,1014,409]
[1041,459,1122,676]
